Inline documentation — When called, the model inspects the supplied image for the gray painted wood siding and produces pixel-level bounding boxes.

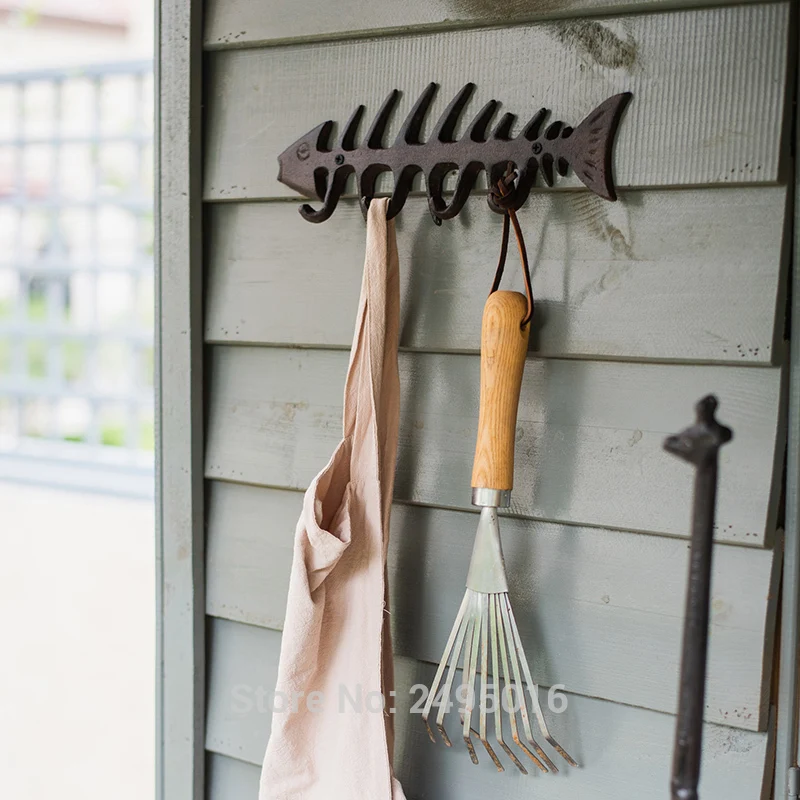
[205,346,784,546]
[206,188,788,364]
[204,3,790,201]
[206,480,782,730]
[193,0,793,797]
[204,0,779,48]
[205,618,775,799]
[208,753,259,799]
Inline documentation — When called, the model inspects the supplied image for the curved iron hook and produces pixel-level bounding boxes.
[299,168,349,223]
[428,163,482,221]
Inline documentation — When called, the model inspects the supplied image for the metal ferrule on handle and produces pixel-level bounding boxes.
[471,291,530,509]
[472,487,511,508]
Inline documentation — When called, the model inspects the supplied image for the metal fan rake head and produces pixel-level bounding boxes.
[421,507,578,775]
[418,185,578,776]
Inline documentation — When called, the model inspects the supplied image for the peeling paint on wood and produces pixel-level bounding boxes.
[204,0,780,49]
[554,19,638,70]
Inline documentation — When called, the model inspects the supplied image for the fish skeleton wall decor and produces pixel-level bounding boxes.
[277,83,632,223]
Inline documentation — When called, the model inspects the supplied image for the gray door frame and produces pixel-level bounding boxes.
[155,1,205,799]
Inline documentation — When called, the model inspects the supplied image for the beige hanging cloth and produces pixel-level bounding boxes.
[260,198,406,800]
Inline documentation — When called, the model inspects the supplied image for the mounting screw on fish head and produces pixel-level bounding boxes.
[296,143,310,161]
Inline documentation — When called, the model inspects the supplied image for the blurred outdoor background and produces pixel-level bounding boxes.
[0,3,155,799]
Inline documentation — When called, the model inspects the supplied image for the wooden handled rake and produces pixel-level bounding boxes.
[421,289,577,775]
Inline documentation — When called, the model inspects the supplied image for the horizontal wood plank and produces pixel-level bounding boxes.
[204,0,777,49]
[206,188,787,364]
[205,617,773,798]
[207,752,259,800]
[206,481,781,729]
[204,346,783,545]
[204,3,789,201]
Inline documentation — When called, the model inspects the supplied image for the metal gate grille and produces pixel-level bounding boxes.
[0,61,154,496]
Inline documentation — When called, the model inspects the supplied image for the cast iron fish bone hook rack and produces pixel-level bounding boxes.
[276,82,632,223]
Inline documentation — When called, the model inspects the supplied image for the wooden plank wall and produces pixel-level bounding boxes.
[204,0,779,46]
[204,4,789,199]
[205,620,777,799]
[200,1,793,798]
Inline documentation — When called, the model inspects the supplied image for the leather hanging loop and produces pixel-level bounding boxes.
[488,164,534,328]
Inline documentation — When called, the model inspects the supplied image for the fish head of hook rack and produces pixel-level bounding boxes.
[277,119,335,200]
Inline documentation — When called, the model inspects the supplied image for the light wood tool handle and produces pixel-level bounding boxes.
[471,291,530,492]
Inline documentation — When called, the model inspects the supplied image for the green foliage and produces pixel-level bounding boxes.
[27,340,46,378]
[27,291,46,321]
[100,423,126,448]
[63,340,85,382]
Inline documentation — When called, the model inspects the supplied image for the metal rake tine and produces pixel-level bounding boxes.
[489,594,528,773]
[422,591,469,744]
[505,597,579,768]
[437,592,477,746]
[459,601,480,765]
[498,596,558,773]
[494,595,548,773]
[435,604,471,747]
[478,594,504,771]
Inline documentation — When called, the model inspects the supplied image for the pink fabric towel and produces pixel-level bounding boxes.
[260,198,407,800]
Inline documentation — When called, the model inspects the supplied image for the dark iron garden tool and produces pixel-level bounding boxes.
[664,395,733,800]
[420,174,577,775]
